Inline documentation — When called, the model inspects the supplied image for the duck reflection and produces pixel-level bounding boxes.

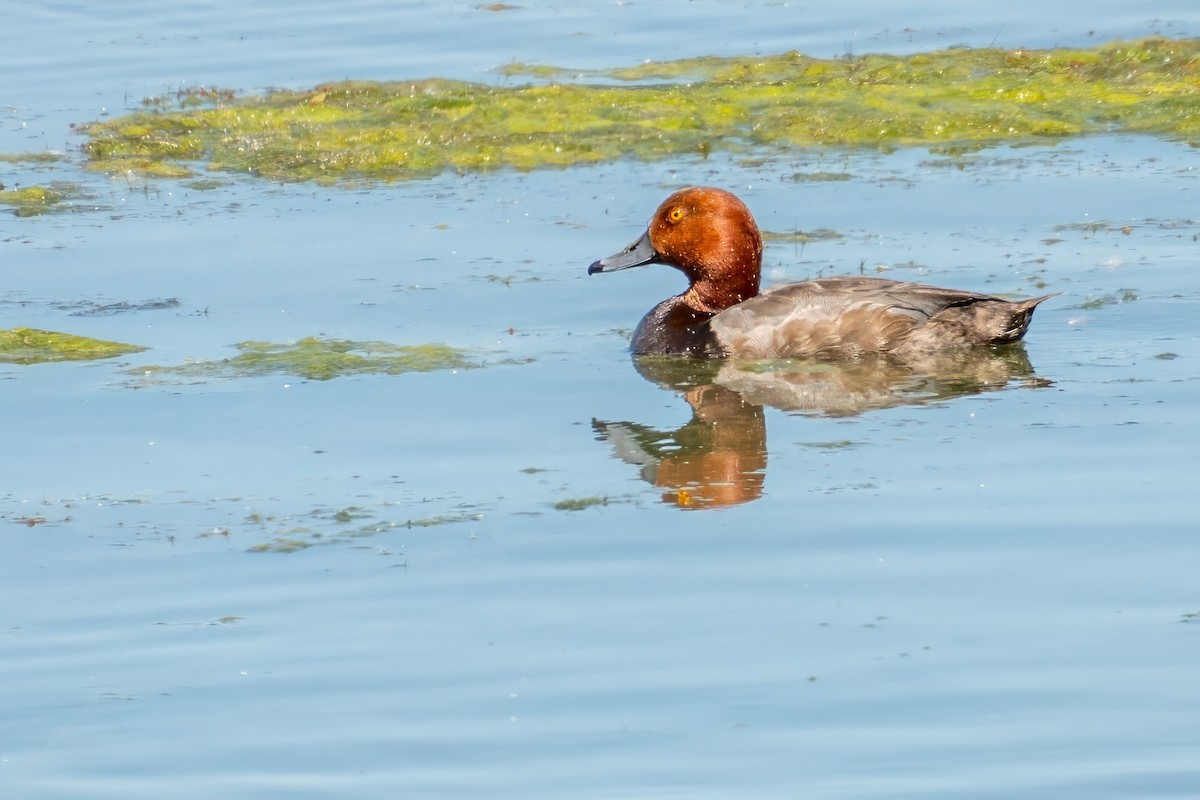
[593,346,1049,510]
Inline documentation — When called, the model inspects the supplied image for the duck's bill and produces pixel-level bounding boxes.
[588,229,660,274]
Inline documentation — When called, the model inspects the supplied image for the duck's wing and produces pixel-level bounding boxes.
[710,277,1040,359]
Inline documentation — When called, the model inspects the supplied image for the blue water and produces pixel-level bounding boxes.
[3,3,1200,798]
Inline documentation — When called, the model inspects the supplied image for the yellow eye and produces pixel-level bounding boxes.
[667,207,685,223]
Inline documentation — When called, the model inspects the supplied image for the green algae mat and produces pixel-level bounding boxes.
[0,330,474,377]
[0,328,145,364]
[77,38,1199,183]
[131,338,476,382]
[0,183,86,217]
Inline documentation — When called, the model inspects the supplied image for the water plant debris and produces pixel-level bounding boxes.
[0,328,146,364]
[0,183,87,216]
[78,38,1199,183]
[132,337,476,382]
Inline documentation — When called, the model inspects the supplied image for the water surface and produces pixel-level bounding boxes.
[2,3,1199,798]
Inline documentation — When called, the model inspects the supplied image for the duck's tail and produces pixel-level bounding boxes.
[994,292,1060,344]
[901,291,1059,354]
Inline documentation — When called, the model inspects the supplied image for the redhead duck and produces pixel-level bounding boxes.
[588,187,1055,359]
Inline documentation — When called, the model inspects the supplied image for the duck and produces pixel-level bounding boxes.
[588,187,1055,359]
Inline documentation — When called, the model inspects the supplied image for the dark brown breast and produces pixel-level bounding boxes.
[631,297,724,357]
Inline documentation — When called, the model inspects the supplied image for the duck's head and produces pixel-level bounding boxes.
[588,187,763,313]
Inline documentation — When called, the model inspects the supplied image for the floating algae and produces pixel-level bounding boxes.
[0,328,146,364]
[0,183,87,217]
[132,337,475,382]
[78,38,1200,183]
[553,495,612,511]
[246,505,482,553]
[0,152,64,164]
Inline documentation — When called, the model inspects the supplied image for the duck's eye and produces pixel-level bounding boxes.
[667,207,685,224]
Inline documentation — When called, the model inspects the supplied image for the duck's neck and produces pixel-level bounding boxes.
[684,276,757,314]
[683,253,761,314]
[683,219,763,313]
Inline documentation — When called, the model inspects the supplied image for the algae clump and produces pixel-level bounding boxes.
[0,328,146,364]
[0,183,86,217]
[0,152,64,164]
[134,337,475,382]
[553,495,611,511]
[79,38,1200,183]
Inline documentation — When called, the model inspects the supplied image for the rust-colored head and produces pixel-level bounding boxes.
[589,187,764,313]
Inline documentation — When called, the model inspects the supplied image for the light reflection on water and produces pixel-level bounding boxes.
[2,2,1200,798]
